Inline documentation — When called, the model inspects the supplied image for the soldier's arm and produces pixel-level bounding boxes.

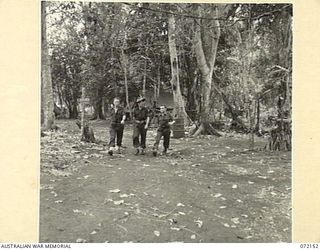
[121,112,126,124]
[168,114,175,125]
[132,109,139,123]
[146,116,150,127]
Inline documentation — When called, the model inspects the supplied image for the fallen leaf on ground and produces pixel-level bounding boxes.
[83,175,90,179]
[190,234,196,239]
[76,238,87,243]
[223,223,230,228]
[248,181,254,184]
[90,230,97,235]
[231,217,240,224]
[178,212,186,215]
[120,194,129,198]
[177,203,185,207]
[169,218,178,224]
[50,191,58,197]
[258,176,267,179]
[113,200,124,205]
[109,189,121,193]
[195,219,203,228]
[214,193,222,198]
[154,231,160,237]
[41,185,53,190]
[191,163,201,167]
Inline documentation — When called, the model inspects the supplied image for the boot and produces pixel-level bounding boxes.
[162,148,168,156]
[140,148,145,155]
[115,146,121,154]
[134,147,140,155]
[152,148,157,157]
[108,147,113,156]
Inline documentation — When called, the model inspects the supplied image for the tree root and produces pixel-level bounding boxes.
[191,122,222,137]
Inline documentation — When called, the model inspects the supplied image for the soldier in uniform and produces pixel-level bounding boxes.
[152,105,175,156]
[132,97,150,155]
[108,97,126,156]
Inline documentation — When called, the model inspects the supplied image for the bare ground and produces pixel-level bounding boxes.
[39,119,291,243]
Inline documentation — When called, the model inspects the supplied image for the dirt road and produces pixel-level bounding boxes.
[40,120,291,243]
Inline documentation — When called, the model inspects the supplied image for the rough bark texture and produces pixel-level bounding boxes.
[265,119,291,151]
[168,15,190,125]
[91,84,106,120]
[143,59,147,97]
[121,47,131,118]
[41,1,55,130]
[192,5,223,135]
[80,86,86,139]
[76,120,96,143]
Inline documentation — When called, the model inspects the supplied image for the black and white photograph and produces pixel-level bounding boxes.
[40,1,292,243]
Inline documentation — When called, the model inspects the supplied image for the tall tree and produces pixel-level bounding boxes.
[41,1,55,130]
[192,4,229,135]
[168,14,189,124]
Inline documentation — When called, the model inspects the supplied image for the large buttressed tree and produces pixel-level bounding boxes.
[191,4,231,135]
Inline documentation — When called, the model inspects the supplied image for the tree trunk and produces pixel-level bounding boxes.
[157,65,161,100]
[121,48,131,118]
[143,58,146,97]
[41,1,55,130]
[249,100,256,150]
[168,14,190,125]
[69,101,78,119]
[92,84,105,120]
[255,99,260,133]
[192,4,223,135]
[80,86,86,139]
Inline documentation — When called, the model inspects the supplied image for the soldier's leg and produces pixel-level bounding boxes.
[152,130,162,156]
[133,125,140,147]
[140,126,147,149]
[116,125,124,153]
[108,126,116,155]
[163,129,171,153]
[133,125,140,154]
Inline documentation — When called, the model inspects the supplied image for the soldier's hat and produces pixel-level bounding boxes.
[136,96,146,103]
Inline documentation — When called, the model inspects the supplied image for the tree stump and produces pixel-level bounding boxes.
[76,120,96,143]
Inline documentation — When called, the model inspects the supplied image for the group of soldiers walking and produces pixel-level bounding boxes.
[107,97,175,157]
